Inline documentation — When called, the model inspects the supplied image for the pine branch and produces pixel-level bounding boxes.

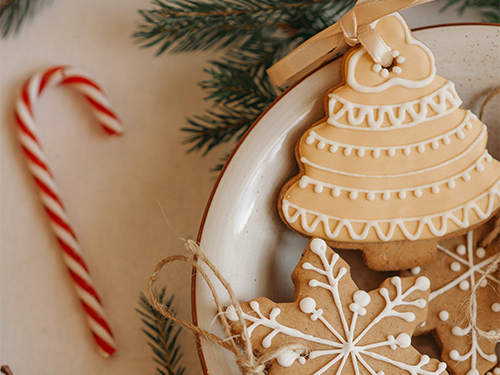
[133,0,349,54]
[0,0,49,37]
[137,289,185,375]
[443,0,500,22]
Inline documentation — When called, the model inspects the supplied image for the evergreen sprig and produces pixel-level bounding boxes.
[0,0,49,37]
[135,0,499,170]
[137,289,185,375]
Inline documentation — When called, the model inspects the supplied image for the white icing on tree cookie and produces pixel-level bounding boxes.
[279,13,500,244]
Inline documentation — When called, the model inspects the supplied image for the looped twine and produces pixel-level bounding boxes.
[267,0,435,87]
[148,240,308,374]
[464,214,500,341]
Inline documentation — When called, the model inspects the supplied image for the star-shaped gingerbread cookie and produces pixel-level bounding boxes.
[225,238,448,374]
[404,218,500,375]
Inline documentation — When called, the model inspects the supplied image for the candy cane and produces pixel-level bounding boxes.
[14,66,122,357]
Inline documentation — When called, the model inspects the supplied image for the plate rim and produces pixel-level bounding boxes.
[191,22,500,374]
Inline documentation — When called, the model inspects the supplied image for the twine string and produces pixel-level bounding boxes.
[464,214,500,341]
[148,240,308,375]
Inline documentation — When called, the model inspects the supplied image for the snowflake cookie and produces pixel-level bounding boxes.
[404,218,500,375]
[225,238,448,374]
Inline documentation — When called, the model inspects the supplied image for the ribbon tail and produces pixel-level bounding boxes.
[267,36,347,87]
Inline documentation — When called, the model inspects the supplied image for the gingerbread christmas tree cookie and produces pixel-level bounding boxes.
[278,13,500,270]
[225,238,448,374]
[402,217,500,375]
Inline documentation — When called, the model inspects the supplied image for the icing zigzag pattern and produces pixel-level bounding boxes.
[283,182,500,241]
[328,81,462,129]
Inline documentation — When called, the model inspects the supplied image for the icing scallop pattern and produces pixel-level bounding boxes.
[328,81,462,129]
[283,182,500,241]
[307,111,478,158]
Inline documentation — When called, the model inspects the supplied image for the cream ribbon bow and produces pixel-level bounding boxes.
[267,0,434,87]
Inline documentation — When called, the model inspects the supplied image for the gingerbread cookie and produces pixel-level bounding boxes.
[402,217,500,375]
[225,238,448,374]
[278,13,500,271]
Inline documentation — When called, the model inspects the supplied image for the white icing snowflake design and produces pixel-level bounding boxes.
[226,238,448,375]
[411,230,500,374]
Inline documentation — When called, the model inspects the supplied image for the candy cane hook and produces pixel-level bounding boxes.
[14,66,122,357]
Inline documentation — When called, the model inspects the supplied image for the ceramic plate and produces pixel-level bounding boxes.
[194,24,500,374]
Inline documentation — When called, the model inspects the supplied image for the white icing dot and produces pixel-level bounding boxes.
[387,148,396,157]
[332,187,341,197]
[415,276,431,291]
[306,136,314,144]
[476,247,486,258]
[314,184,323,194]
[398,190,406,200]
[410,266,421,275]
[395,333,411,348]
[381,69,389,78]
[480,279,488,287]
[357,148,365,157]
[392,66,402,74]
[391,50,400,57]
[486,154,493,162]
[397,56,405,63]
[450,350,460,360]
[372,149,380,158]
[466,122,473,130]
[457,130,465,139]
[431,141,439,150]
[450,262,461,272]
[476,162,485,172]
[276,350,302,367]
[467,369,480,375]
[310,238,326,254]
[459,280,470,290]
[329,144,338,153]
[417,144,425,153]
[432,185,440,194]
[353,290,371,307]
[382,191,390,200]
[492,303,500,313]
[493,367,500,375]
[403,147,411,155]
[462,173,471,182]
[300,297,316,314]
[225,305,239,321]
[344,147,352,156]
[317,141,326,150]
[456,244,467,255]
[439,310,449,321]
[447,180,456,189]
[443,136,451,145]
[372,64,382,73]
[349,191,358,200]
[367,192,375,201]
[414,189,422,198]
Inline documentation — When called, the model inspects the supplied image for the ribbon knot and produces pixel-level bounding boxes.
[340,9,359,46]
[266,0,435,87]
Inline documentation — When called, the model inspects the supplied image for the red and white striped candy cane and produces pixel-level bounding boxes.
[14,66,122,357]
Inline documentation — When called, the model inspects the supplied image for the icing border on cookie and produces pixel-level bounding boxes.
[282,181,500,241]
[298,151,492,200]
[346,13,436,93]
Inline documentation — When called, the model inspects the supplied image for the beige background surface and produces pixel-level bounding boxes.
[0,1,483,374]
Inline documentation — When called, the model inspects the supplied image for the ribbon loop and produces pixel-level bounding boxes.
[340,9,358,46]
